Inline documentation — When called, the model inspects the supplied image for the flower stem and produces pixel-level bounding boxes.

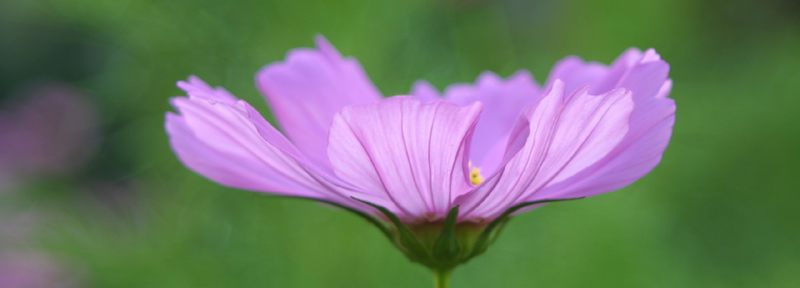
[434,270,451,288]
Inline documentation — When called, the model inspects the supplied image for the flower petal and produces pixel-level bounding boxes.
[412,71,541,175]
[167,77,383,209]
[534,49,675,201]
[177,75,238,104]
[545,56,611,96]
[327,97,482,221]
[411,80,440,103]
[546,48,669,100]
[458,81,634,220]
[256,36,382,167]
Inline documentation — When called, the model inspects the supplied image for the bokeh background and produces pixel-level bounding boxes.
[1,0,798,287]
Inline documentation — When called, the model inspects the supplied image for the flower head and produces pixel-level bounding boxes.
[0,84,98,191]
[166,36,674,272]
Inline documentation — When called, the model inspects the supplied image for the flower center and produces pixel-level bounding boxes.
[468,162,484,185]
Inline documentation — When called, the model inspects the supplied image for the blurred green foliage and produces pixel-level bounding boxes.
[1,0,799,287]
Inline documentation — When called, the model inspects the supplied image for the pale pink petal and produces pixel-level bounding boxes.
[534,105,673,200]
[167,77,382,209]
[656,79,673,99]
[545,57,610,95]
[413,71,541,175]
[256,36,382,167]
[177,75,238,104]
[458,81,634,220]
[546,48,669,99]
[532,49,675,201]
[545,48,654,96]
[410,80,440,103]
[327,97,482,221]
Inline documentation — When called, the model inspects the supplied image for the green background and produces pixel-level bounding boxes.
[2,0,799,287]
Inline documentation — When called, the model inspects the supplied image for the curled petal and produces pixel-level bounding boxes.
[413,71,541,175]
[328,97,482,221]
[459,81,634,220]
[257,36,382,167]
[533,49,675,201]
[167,77,383,210]
[546,48,669,98]
[545,57,611,96]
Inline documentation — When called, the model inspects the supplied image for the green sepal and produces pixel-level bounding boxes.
[432,206,461,261]
[341,196,583,273]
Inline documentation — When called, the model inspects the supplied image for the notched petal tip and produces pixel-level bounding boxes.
[509,69,535,83]
[177,75,207,91]
[174,75,238,104]
[314,34,341,59]
[476,71,503,85]
[641,48,662,63]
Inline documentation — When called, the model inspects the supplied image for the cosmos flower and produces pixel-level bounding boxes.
[0,83,92,287]
[165,36,674,284]
[0,84,98,191]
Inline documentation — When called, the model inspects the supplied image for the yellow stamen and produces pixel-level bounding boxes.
[469,162,484,185]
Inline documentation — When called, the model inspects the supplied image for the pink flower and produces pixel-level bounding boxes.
[165,36,674,272]
[0,84,98,190]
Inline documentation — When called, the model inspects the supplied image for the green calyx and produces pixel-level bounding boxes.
[352,197,581,272]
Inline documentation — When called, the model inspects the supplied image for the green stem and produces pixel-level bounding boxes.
[434,270,451,288]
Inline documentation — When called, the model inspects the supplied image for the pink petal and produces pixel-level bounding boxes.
[458,81,634,220]
[412,71,541,175]
[177,75,238,104]
[545,56,610,95]
[327,97,482,221]
[546,48,669,100]
[256,36,382,167]
[167,77,382,209]
[410,80,440,103]
[532,49,675,201]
